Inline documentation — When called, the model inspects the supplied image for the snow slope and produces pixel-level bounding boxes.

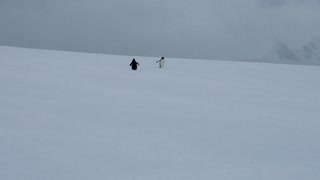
[1,46,320,180]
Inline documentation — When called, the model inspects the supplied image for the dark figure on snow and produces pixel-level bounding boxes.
[156,57,165,68]
[130,58,139,70]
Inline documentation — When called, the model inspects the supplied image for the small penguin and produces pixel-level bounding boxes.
[129,58,140,70]
[156,57,165,68]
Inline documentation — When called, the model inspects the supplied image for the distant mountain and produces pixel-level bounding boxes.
[262,38,320,65]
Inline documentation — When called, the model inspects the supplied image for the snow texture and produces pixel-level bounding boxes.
[1,46,320,180]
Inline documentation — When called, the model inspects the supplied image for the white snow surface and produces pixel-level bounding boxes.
[1,46,320,180]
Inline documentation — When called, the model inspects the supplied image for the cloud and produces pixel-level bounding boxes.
[260,0,286,7]
[0,0,320,60]
[260,0,320,7]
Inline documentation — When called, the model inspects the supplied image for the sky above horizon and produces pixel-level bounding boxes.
[1,0,320,60]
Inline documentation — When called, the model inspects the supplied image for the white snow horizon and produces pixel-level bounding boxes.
[1,46,320,180]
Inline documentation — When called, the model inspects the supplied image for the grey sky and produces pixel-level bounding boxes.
[1,0,320,60]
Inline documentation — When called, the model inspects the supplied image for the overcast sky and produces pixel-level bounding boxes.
[1,0,320,60]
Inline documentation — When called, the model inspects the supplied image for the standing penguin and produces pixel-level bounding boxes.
[156,57,165,68]
[129,58,140,70]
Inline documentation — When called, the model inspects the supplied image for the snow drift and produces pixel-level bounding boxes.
[1,46,320,180]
